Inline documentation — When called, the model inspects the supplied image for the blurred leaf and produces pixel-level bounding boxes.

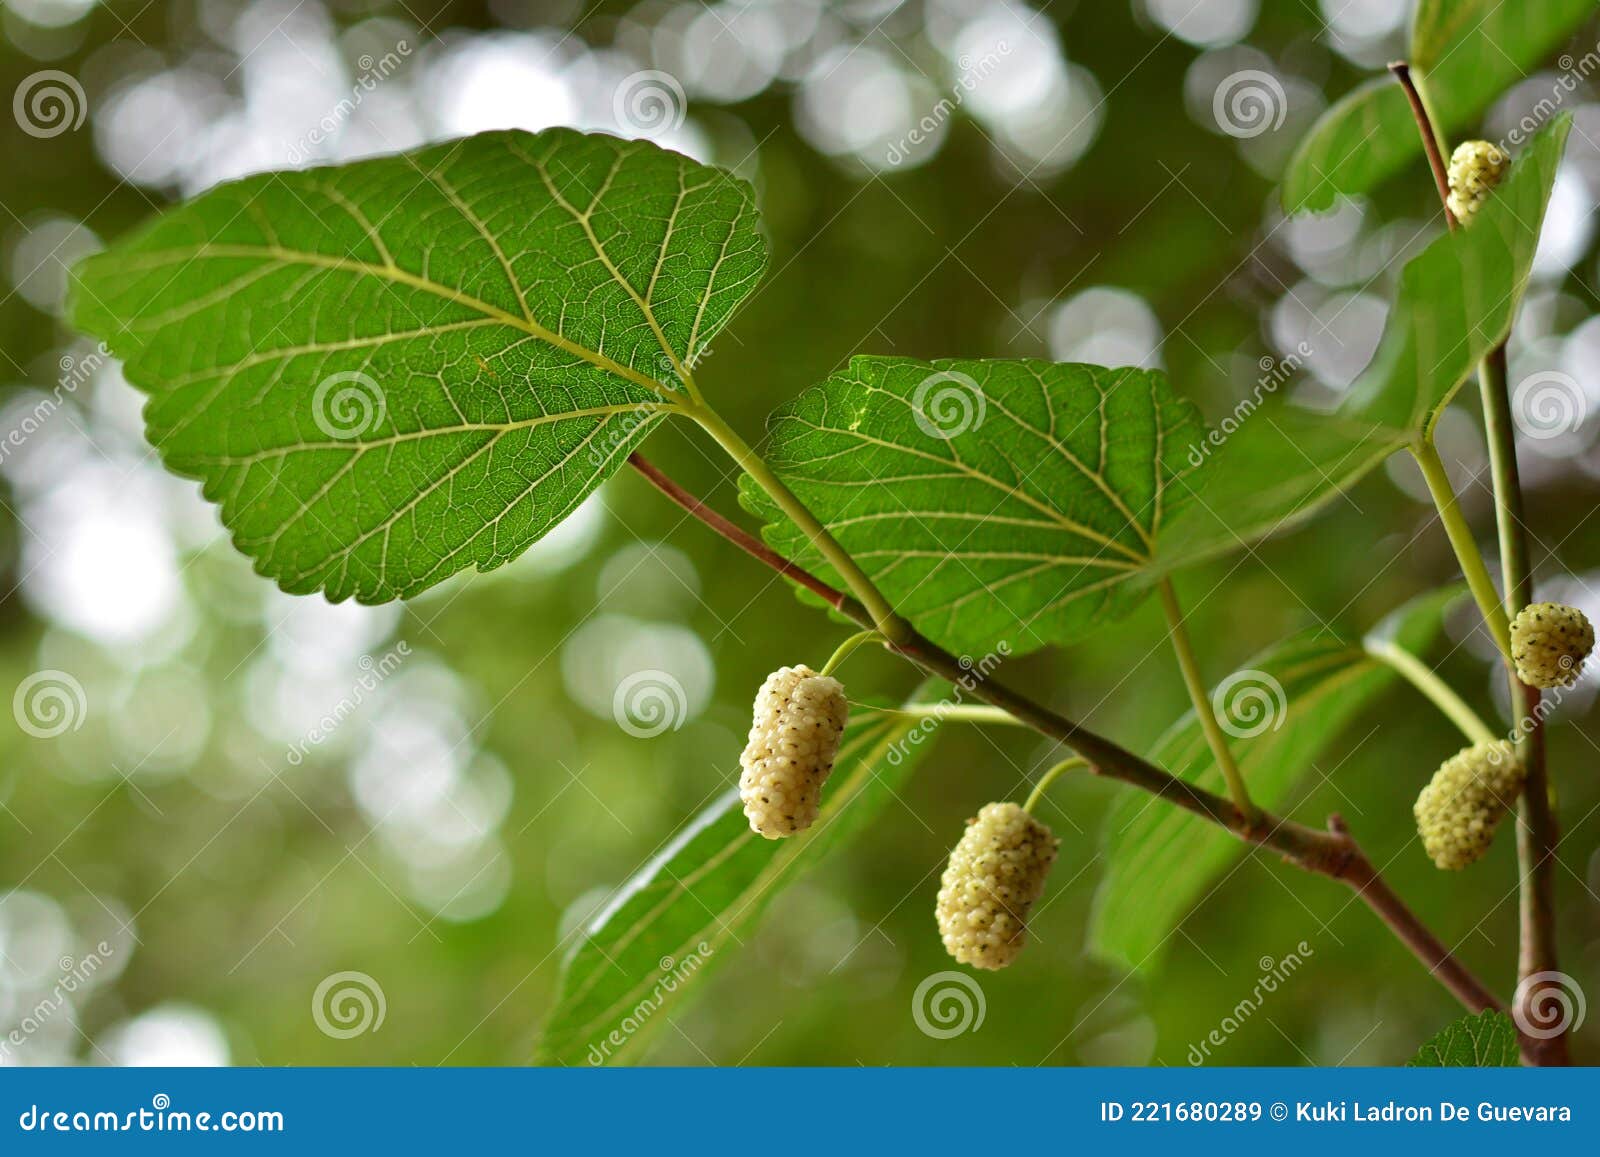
[536,705,935,1066]
[1090,594,1448,972]
[1283,0,1591,212]
[1407,1009,1521,1066]
[1365,583,1469,652]
[71,129,763,603]
[748,357,1205,656]
[1160,118,1568,570]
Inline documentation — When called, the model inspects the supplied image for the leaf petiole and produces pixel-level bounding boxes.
[1024,757,1088,814]
[685,403,912,644]
[1409,438,1513,659]
[820,630,884,677]
[1364,637,1497,746]
[1157,577,1257,821]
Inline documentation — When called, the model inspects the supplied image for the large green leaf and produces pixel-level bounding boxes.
[1284,0,1593,212]
[1090,588,1458,972]
[536,704,935,1066]
[1407,1009,1521,1066]
[71,129,764,603]
[1159,118,1568,571]
[747,358,1205,657]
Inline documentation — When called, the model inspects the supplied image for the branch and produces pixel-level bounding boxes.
[1389,62,1458,232]
[625,452,1504,1016]
[1387,67,1567,1064]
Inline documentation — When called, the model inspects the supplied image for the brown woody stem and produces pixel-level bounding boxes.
[626,452,1504,1016]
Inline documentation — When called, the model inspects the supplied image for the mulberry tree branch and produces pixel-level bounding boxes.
[1388,65,1567,1065]
[626,451,1504,1017]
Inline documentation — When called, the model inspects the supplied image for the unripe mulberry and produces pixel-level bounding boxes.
[935,802,1059,970]
[1447,140,1510,223]
[738,665,848,839]
[1510,602,1594,689]
[1414,740,1525,870]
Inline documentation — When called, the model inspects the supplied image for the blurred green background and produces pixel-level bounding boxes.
[3,0,1600,1066]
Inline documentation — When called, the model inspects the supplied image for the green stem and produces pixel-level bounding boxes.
[688,405,910,643]
[870,703,1024,727]
[1157,577,1257,820]
[1478,344,1567,1066]
[821,629,882,677]
[1024,757,1088,813]
[1410,439,1513,658]
[1364,638,1497,746]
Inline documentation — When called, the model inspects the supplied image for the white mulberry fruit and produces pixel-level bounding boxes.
[1510,602,1594,689]
[1446,139,1510,224]
[738,665,848,839]
[936,802,1059,970]
[1414,740,1525,870]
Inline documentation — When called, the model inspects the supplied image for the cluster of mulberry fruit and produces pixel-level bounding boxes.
[935,802,1059,970]
[1510,602,1594,689]
[1414,740,1525,870]
[738,665,849,839]
[1446,139,1510,223]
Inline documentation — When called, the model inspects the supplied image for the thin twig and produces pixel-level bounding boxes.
[1386,69,1568,1063]
[626,452,1504,1015]
[1390,62,1458,231]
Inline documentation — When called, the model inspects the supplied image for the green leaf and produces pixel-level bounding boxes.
[1407,1009,1521,1066]
[1284,0,1592,212]
[1090,612,1435,973]
[71,129,764,603]
[1159,118,1569,571]
[536,705,935,1066]
[747,358,1206,657]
